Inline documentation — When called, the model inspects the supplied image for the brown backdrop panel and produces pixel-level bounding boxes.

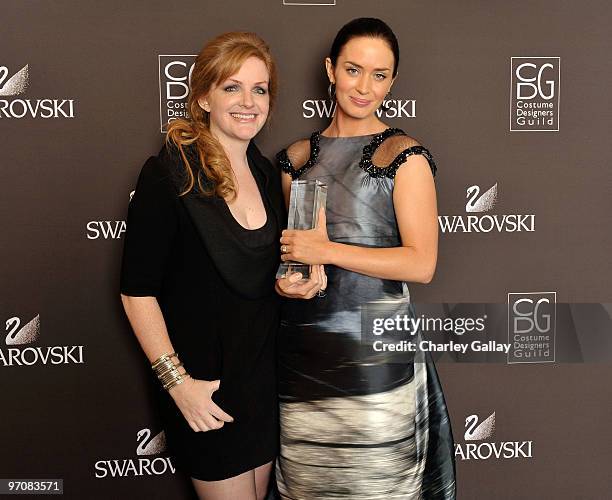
[1,1,610,498]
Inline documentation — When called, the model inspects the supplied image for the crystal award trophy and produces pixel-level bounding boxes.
[276,179,328,279]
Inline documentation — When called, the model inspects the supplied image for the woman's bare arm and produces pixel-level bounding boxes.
[120,295,176,363]
[120,294,233,431]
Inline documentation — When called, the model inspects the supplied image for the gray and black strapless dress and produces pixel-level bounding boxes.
[275,128,456,499]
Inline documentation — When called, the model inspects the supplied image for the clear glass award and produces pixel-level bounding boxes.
[276,179,328,280]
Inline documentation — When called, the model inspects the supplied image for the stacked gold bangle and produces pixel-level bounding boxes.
[151,352,190,391]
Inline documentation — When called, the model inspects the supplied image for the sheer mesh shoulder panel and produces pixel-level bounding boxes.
[372,135,421,167]
[276,132,321,179]
[286,139,311,170]
[367,133,437,178]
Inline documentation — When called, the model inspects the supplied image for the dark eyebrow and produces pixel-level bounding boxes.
[344,61,391,72]
[227,78,269,85]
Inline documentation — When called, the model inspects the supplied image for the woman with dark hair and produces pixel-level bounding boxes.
[275,18,456,499]
[120,32,324,500]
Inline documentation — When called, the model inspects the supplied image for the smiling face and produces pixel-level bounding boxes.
[197,56,270,145]
[326,36,395,120]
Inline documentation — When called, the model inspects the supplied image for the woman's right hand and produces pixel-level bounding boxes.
[169,378,234,432]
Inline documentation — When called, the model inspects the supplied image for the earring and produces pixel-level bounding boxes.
[327,82,336,101]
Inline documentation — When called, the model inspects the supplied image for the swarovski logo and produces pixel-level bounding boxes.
[86,221,126,240]
[302,99,415,119]
[0,64,29,96]
[136,428,167,456]
[94,428,175,478]
[466,183,497,213]
[5,314,39,345]
[455,411,533,460]
[464,411,496,441]
[1,315,85,366]
[86,191,132,240]
[0,63,75,119]
[439,183,535,233]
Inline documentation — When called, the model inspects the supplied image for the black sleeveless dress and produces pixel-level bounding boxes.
[120,142,283,480]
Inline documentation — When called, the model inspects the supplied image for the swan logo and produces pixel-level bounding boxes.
[159,55,196,133]
[508,292,556,363]
[510,57,560,131]
[302,98,415,119]
[0,64,29,96]
[455,411,533,460]
[1,315,85,366]
[438,183,535,233]
[464,411,496,441]
[94,428,176,478]
[466,183,497,213]
[0,63,75,119]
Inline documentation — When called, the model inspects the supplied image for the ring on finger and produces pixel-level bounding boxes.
[316,289,327,298]
[281,245,288,253]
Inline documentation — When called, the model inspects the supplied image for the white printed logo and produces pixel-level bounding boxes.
[439,183,535,233]
[5,314,40,345]
[86,191,132,240]
[1,315,85,366]
[302,98,415,119]
[464,411,496,441]
[94,427,175,478]
[455,411,533,460]
[466,183,497,213]
[158,55,196,133]
[86,221,126,240]
[136,428,167,456]
[508,292,556,363]
[0,64,29,96]
[0,63,75,119]
[510,57,560,131]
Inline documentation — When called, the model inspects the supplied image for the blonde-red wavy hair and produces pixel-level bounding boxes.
[166,32,277,200]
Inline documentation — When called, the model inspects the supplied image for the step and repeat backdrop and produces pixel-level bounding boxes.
[1,1,611,499]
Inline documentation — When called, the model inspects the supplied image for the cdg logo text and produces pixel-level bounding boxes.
[515,62,555,100]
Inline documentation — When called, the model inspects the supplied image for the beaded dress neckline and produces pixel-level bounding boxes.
[277,127,437,180]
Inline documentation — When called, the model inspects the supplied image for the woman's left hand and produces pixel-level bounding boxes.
[275,265,327,299]
[280,208,331,265]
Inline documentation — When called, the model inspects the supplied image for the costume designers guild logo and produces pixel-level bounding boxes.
[508,292,556,363]
[510,57,560,131]
[302,98,415,119]
[2,315,85,366]
[0,63,75,119]
[438,182,535,233]
[94,428,176,478]
[455,411,534,460]
[159,55,196,133]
